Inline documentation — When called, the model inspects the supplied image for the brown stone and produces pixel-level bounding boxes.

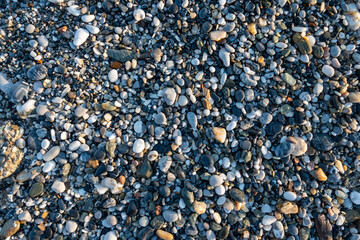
[0,219,20,238]
[314,168,327,181]
[212,127,226,143]
[315,214,333,240]
[86,160,99,168]
[293,33,312,54]
[110,62,122,69]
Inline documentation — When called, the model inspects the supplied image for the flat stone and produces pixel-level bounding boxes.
[262,215,277,225]
[66,220,78,233]
[187,112,198,129]
[101,177,118,190]
[27,65,47,81]
[18,211,32,222]
[193,201,207,214]
[322,65,335,77]
[163,210,178,222]
[315,214,333,240]
[133,139,145,153]
[29,182,44,198]
[137,160,152,178]
[311,133,334,151]
[212,127,226,143]
[283,191,297,201]
[154,113,167,125]
[73,28,89,46]
[209,30,227,41]
[219,48,230,67]
[108,69,118,82]
[209,175,224,187]
[283,73,296,86]
[51,180,66,193]
[314,168,327,182]
[348,92,360,103]
[0,219,20,238]
[107,49,136,63]
[289,137,308,156]
[229,188,245,202]
[276,201,299,214]
[158,156,172,173]
[43,146,60,161]
[156,229,174,240]
[293,33,312,54]
[163,88,177,106]
[104,231,118,240]
[350,191,360,205]
[275,141,295,158]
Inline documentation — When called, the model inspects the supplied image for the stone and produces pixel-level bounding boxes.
[163,210,178,222]
[18,211,32,222]
[346,4,360,31]
[348,92,360,103]
[219,48,230,67]
[66,220,78,233]
[75,105,88,117]
[350,191,360,205]
[273,221,285,239]
[108,69,118,82]
[314,168,327,182]
[276,201,299,214]
[85,24,100,34]
[311,133,334,151]
[68,140,81,151]
[193,201,207,214]
[218,226,230,240]
[229,188,245,202]
[101,178,118,190]
[139,216,149,227]
[266,122,283,136]
[158,156,172,173]
[0,219,20,238]
[137,160,152,178]
[156,229,174,240]
[29,182,44,198]
[43,146,60,161]
[330,46,341,57]
[133,8,145,21]
[106,215,118,226]
[133,139,145,153]
[67,5,81,16]
[288,137,308,156]
[209,175,224,187]
[163,88,177,106]
[26,24,35,34]
[209,30,227,41]
[275,141,295,158]
[283,191,297,201]
[283,73,296,86]
[262,215,277,225]
[292,33,312,54]
[37,35,49,47]
[107,49,136,62]
[81,14,95,22]
[315,214,332,240]
[104,231,118,240]
[51,180,66,193]
[73,28,89,46]
[322,65,335,77]
[27,65,47,81]
[187,112,198,129]
[154,113,167,125]
[43,160,56,173]
[247,23,257,35]
[0,122,24,179]
[212,127,226,143]
[127,201,138,216]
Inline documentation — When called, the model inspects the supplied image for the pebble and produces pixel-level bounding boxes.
[27,65,47,81]
[133,139,145,153]
[212,127,226,143]
[43,160,56,173]
[66,220,78,233]
[158,156,172,172]
[209,175,223,187]
[106,215,118,226]
[25,24,35,34]
[18,211,32,222]
[133,9,145,21]
[348,92,360,103]
[73,28,89,46]
[51,180,66,193]
[81,14,95,22]
[43,146,60,161]
[321,65,335,77]
[29,182,44,198]
[289,137,308,156]
[0,220,20,238]
[283,191,297,201]
[209,31,227,41]
[156,230,174,240]
[37,35,48,47]
[163,88,177,105]
[311,134,334,151]
[262,215,277,225]
[104,231,118,240]
[163,210,178,222]
[108,69,118,82]
[350,191,360,205]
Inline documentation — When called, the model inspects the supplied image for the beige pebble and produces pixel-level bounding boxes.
[276,201,299,214]
[212,127,226,143]
[209,31,227,41]
[156,229,174,240]
[348,92,360,103]
[247,23,257,35]
[314,168,327,182]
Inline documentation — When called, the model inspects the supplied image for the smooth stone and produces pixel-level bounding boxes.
[163,210,178,222]
[27,65,47,81]
[52,180,66,193]
[43,146,60,161]
[292,33,312,54]
[108,69,118,83]
[0,219,20,238]
[311,133,334,151]
[163,88,177,106]
[107,49,136,62]
[219,48,230,67]
[229,188,245,202]
[154,113,167,125]
[330,46,341,57]
[139,216,149,227]
[218,226,229,240]
[18,211,32,222]
[209,175,224,187]
[104,231,118,240]
[313,83,323,95]
[75,105,88,117]
[283,73,296,86]
[36,103,49,116]
[26,24,35,34]
[133,139,145,153]
[68,141,81,151]
[209,30,227,41]
[67,5,81,16]
[85,24,100,34]
[43,161,56,173]
[106,215,118,226]
[101,178,117,190]
[322,65,335,77]
[178,95,189,107]
[127,200,138,216]
[81,14,95,22]
[29,182,44,198]
[276,201,299,214]
[73,28,89,46]
[137,160,152,178]
[212,127,226,143]
[262,215,277,225]
[314,214,332,240]
[289,137,308,156]
[275,141,295,158]
[187,112,198,129]
[156,229,174,240]
[273,221,285,239]
[37,35,49,47]
[158,156,172,173]
[283,191,297,201]
[133,8,145,21]
[348,92,360,103]
[193,201,207,214]
[350,191,360,205]
[66,220,78,233]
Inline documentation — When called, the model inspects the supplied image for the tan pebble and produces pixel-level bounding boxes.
[212,127,226,143]
[334,160,345,174]
[247,23,257,35]
[209,30,227,41]
[193,201,207,214]
[156,230,174,240]
[0,220,20,238]
[86,160,99,168]
[315,168,327,181]
[348,92,360,103]
[289,137,308,156]
[276,201,299,214]
[119,175,126,185]
[202,98,212,109]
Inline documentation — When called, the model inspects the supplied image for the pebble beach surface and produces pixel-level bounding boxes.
[1,0,360,239]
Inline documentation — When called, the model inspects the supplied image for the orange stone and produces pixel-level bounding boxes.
[212,127,226,143]
[86,160,99,168]
[314,168,327,181]
[156,230,174,240]
[119,175,126,185]
[58,26,68,33]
